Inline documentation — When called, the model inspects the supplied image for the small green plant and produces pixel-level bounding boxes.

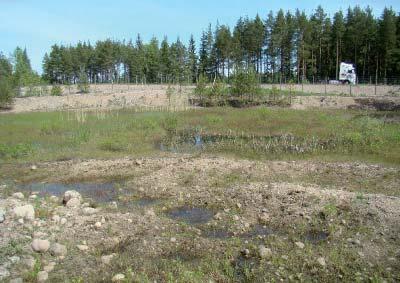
[77,71,90,94]
[166,84,175,105]
[99,140,125,152]
[231,69,261,98]
[0,77,15,108]
[51,85,62,96]
[0,143,33,159]
[162,115,179,137]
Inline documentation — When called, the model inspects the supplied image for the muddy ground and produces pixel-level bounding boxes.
[1,156,399,282]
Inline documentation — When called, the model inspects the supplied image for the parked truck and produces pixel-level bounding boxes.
[339,62,357,85]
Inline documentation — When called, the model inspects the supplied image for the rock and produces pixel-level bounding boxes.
[43,262,56,272]
[112,274,125,282]
[18,218,24,224]
[214,213,222,220]
[145,209,156,217]
[31,165,37,171]
[170,237,177,243]
[94,222,102,229]
[50,243,67,257]
[31,239,50,253]
[12,192,25,199]
[241,249,250,258]
[9,256,20,264]
[37,271,48,282]
[60,218,67,225]
[236,203,242,209]
[347,238,361,246]
[233,215,240,221]
[49,196,59,203]
[77,245,89,251]
[295,242,305,249]
[21,256,35,270]
[135,160,143,166]
[101,254,115,265]
[0,207,5,223]
[63,190,82,205]
[317,257,326,267]
[51,215,60,223]
[0,266,10,280]
[13,205,35,220]
[258,245,272,259]
[9,278,23,283]
[65,197,81,208]
[82,207,98,215]
[29,195,38,200]
[258,213,270,224]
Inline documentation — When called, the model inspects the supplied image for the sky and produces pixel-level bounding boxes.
[1,0,399,73]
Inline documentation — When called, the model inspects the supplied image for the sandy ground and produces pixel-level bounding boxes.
[262,84,400,96]
[1,156,399,281]
[3,84,398,114]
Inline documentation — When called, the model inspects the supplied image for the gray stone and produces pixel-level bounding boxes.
[10,278,23,283]
[112,273,125,282]
[31,239,50,253]
[50,243,67,257]
[101,254,116,265]
[43,262,56,272]
[37,271,48,282]
[317,257,326,267]
[12,192,25,199]
[295,242,305,249]
[0,207,5,223]
[82,207,98,215]
[65,197,81,208]
[22,256,36,270]
[258,245,272,259]
[13,205,35,220]
[0,266,10,280]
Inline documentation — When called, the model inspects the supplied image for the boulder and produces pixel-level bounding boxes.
[50,243,67,257]
[12,192,25,199]
[13,205,35,220]
[65,197,81,208]
[112,274,125,282]
[63,190,82,205]
[258,245,272,259]
[101,254,116,265]
[82,207,98,215]
[0,207,5,223]
[37,271,48,282]
[31,239,50,253]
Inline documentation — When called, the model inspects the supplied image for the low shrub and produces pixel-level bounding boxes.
[51,85,62,96]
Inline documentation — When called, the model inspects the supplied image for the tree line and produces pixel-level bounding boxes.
[42,6,400,85]
[1,5,399,92]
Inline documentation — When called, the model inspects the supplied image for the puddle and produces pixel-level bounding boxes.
[167,206,214,225]
[305,230,329,244]
[202,228,234,239]
[241,225,274,239]
[17,182,121,203]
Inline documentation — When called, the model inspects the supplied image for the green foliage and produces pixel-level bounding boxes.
[0,76,15,108]
[231,70,261,97]
[77,71,90,93]
[51,85,62,96]
[162,115,179,136]
[0,143,33,159]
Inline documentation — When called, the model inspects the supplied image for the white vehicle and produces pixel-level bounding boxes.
[339,63,357,85]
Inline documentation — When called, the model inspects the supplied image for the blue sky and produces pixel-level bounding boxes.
[1,0,399,73]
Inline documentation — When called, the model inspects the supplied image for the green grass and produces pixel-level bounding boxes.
[0,108,399,165]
